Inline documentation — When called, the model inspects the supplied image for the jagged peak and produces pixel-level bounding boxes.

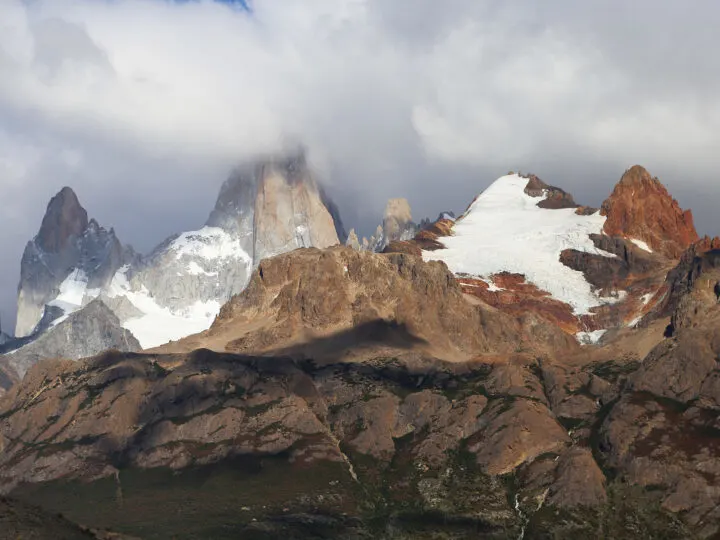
[615,165,659,188]
[206,149,345,249]
[36,186,89,253]
[207,149,316,228]
[601,166,699,258]
[384,198,413,222]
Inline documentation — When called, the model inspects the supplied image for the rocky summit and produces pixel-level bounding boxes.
[15,187,134,338]
[0,163,719,539]
[601,165,699,258]
[347,197,418,252]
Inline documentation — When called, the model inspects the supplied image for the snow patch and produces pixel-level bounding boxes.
[123,299,220,350]
[47,269,101,326]
[627,292,656,327]
[106,266,220,349]
[170,226,252,263]
[630,238,653,253]
[486,280,505,292]
[186,261,218,277]
[49,269,89,311]
[576,329,607,345]
[423,174,618,314]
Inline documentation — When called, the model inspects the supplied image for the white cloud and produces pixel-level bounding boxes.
[3,0,720,174]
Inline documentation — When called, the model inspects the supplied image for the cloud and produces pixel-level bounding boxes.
[1,0,720,331]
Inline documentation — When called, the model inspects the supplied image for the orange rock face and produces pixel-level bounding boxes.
[459,274,582,334]
[601,165,699,259]
[694,235,720,253]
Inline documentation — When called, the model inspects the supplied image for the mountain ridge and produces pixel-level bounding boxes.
[386,166,706,345]
[8,150,345,367]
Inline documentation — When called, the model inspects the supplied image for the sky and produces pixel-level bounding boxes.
[2,0,720,333]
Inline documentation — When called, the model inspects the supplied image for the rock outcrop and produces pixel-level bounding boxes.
[0,361,16,398]
[206,151,340,263]
[1,164,718,538]
[347,198,418,253]
[601,165,699,258]
[171,246,578,361]
[0,237,715,537]
[114,151,342,349]
[4,299,140,378]
[0,341,698,538]
[592,250,720,538]
[523,174,581,210]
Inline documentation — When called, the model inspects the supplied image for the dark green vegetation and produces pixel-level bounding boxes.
[12,455,361,540]
[525,484,693,540]
[0,496,96,540]
[8,438,693,540]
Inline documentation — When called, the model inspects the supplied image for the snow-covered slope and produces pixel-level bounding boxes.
[45,269,102,328]
[104,226,253,349]
[423,174,618,314]
[102,265,224,349]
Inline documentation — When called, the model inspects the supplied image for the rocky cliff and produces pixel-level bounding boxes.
[112,151,343,349]
[2,164,718,539]
[15,188,134,338]
[5,299,140,378]
[601,165,699,258]
[347,198,418,252]
[206,152,341,262]
[159,246,577,360]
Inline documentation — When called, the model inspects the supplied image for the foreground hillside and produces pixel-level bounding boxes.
[1,245,719,538]
[0,496,98,540]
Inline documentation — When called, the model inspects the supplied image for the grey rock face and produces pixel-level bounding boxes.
[348,198,418,252]
[319,184,347,244]
[206,163,258,248]
[345,229,361,250]
[251,153,340,263]
[206,152,343,254]
[125,227,253,314]
[382,198,416,244]
[0,359,17,397]
[128,150,341,316]
[15,187,135,337]
[5,299,140,378]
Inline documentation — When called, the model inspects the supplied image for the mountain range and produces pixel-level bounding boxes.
[0,155,719,539]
